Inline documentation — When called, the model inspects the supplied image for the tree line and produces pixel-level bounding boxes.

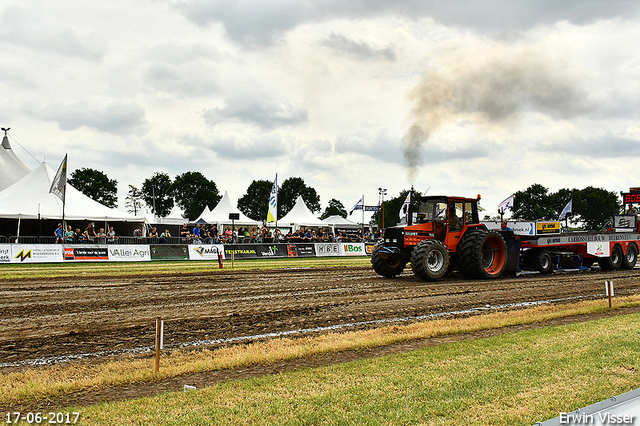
[68,169,346,222]
[69,169,623,230]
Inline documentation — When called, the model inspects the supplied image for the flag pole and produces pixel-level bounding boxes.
[360,194,365,239]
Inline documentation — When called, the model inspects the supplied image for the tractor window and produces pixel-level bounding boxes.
[465,202,480,224]
[449,202,463,230]
[417,200,447,223]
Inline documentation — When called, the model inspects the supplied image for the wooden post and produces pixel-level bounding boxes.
[155,317,163,373]
[232,251,235,269]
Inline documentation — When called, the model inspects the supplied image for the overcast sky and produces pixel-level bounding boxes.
[2,0,639,220]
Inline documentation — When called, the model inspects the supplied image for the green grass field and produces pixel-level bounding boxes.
[72,313,640,425]
[3,259,639,425]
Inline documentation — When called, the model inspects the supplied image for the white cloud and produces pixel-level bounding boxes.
[1,0,640,215]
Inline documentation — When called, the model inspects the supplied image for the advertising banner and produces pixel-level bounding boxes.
[482,221,535,236]
[287,243,315,257]
[587,241,609,257]
[223,244,259,259]
[314,242,341,257]
[255,244,287,258]
[335,228,362,239]
[108,245,151,262]
[64,246,109,261]
[188,244,225,261]
[536,222,561,235]
[364,243,376,255]
[10,244,63,263]
[0,245,11,263]
[614,214,637,232]
[341,242,365,256]
[151,245,189,261]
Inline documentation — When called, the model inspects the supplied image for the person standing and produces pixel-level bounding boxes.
[54,223,64,244]
[64,225,75,244]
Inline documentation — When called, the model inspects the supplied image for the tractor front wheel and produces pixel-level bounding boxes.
[371,242,407,277]
[410,240,450,281]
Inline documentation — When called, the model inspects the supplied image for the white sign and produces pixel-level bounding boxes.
[108,245,151,262]
[340,243,365,256]
[10,244,63,263]
[0,245,10,263]
[587,241,609,257]
[188,244,225,261]
[482,221,535,236]
[315,243,340,257]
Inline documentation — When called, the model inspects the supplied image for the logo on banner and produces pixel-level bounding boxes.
[64,248,75,260]
[15,249,32,262]
[260,245,279,257]
[194,246,219,257]
[343,244,363,253]
[316,243,340,256]
[109,247,151,260]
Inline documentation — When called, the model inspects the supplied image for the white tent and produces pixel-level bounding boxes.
[322,215,360,228]
[193,205,211,223]
[0,133,30,191]
[142,204,185,226]
[0,162,143,222]
[278,196,326,228]
[201,191,260,226]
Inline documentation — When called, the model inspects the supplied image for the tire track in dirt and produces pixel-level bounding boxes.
[1,267,639,363]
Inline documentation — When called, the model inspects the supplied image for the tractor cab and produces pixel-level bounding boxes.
[412,195,481,249]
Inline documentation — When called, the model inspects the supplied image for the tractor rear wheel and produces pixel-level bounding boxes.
[622,244,638,270]
[371,242,407,277]
[458,229,507,279]
[598,244,623,271]
[410,240,450,281]
[532,249,553,274]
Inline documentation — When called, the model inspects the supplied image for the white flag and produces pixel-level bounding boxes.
[498,194,515,211]
[560,199,572,219]
[267,174,277,223]
[399,192,411,221]
[349,196,364,216]
[49,154,68,202]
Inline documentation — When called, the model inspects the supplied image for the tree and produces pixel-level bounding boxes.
[320,199,348,220]
[278,177,321,216]
[172,171,221,220]
[237,180,273,221]
[124,185,144,216]
[573,186,621,231]
[67,168,118,208]
[510,184,620,230]
[371,189,422,228]
[142,172,174,218]
[511,184,556,221]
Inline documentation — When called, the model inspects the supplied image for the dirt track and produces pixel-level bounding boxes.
[2,265,639,365]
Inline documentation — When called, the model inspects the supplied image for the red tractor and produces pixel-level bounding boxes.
[371,194,508,281]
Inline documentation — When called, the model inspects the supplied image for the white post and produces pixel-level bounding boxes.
[605,281,614,309]
[155,317,164,373]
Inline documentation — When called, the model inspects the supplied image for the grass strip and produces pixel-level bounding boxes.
[64,308,640,425]
[2,295,639,410]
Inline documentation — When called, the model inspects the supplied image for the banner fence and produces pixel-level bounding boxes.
[0,242,377,264]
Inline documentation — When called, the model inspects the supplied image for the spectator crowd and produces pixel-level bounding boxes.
[55,222,382,245]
